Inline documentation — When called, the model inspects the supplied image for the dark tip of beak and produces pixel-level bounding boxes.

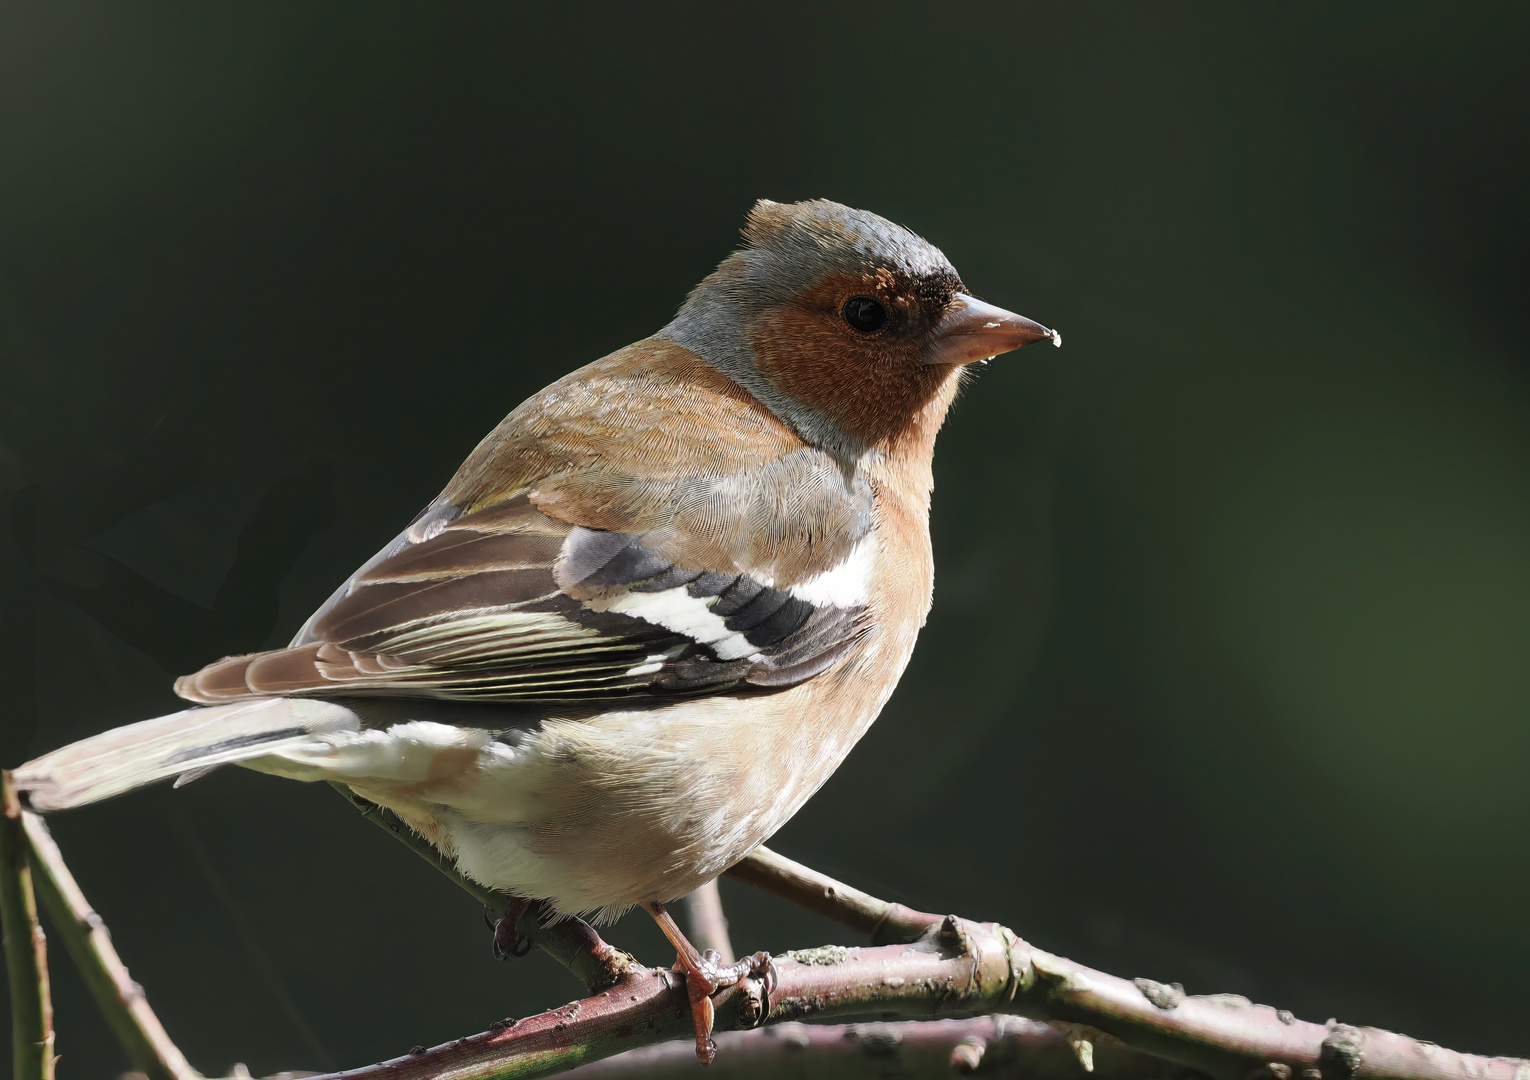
[924,293,1060,365]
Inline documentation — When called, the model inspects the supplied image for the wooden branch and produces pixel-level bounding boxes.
[1,771,54,1080]
[302,845,1528,1080]
[298,916,1021,1080]
[3,776,1514,1080]
[558,1016,1203,1079]
[1006,946,1530,1080]
[682,880,733,965]
[731,848,1530,1080]
[20,810,199,1080]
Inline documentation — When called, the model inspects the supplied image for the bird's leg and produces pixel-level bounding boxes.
[644,900,776,1064]
[489,894,537,959]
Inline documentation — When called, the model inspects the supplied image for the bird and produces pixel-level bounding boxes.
[13,198,1058,1062]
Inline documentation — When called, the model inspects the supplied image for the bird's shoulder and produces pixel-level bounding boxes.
[446,337,876,585]
[446,338,807,513]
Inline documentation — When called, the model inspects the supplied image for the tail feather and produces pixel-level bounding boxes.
[13,698,359,811]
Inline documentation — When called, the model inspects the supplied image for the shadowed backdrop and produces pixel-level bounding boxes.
[1,3,1526,1074]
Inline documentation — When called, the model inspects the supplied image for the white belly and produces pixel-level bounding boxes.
[247,636,899,917]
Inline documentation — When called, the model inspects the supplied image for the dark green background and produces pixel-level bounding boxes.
[2,3,1526,1074]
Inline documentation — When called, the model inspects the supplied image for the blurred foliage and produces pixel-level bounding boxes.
[0,2,1525,1075]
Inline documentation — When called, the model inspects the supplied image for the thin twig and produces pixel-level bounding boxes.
[731,849,1530,1080]
[726,844,940,944]
[1006,944,1530,1080]
[1,771,54,1080]
[21,811,200,1080]
[329,783,635,993]
[682,880,733,965]
[559,1016,1204,1079]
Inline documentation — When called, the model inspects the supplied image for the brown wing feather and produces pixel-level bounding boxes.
[178,497,673,704]
[176,491,869,706]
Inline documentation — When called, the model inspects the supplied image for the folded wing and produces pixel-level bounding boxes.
[176,494,870,705]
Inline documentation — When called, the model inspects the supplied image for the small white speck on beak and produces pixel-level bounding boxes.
[924,293,1058,364]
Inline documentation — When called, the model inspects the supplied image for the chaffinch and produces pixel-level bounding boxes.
[15,198,1057,1061]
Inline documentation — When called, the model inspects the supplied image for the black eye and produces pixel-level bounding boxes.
[841,295,888,333]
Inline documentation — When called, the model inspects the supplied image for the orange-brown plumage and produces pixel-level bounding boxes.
[749,271,958,449]
[15,198,1057,1064]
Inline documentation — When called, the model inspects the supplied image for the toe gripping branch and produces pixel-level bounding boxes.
[488,897,535,959]
[334,785,637,994]
[645,900,778,1064]
[485,895,637,995]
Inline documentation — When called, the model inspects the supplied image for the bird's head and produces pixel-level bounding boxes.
[660,199,1057,460]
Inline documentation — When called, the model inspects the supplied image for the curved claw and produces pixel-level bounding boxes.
[490,896,536,960]
[493,926,533,959]
[682,970,719,1063]
[746,950,778,1014]
[644,899,776,1065]
[677,948,778,1062]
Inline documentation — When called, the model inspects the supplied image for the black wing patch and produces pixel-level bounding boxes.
[556,525,866,691]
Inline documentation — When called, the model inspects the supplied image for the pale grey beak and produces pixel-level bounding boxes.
[923,293,1060,365]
